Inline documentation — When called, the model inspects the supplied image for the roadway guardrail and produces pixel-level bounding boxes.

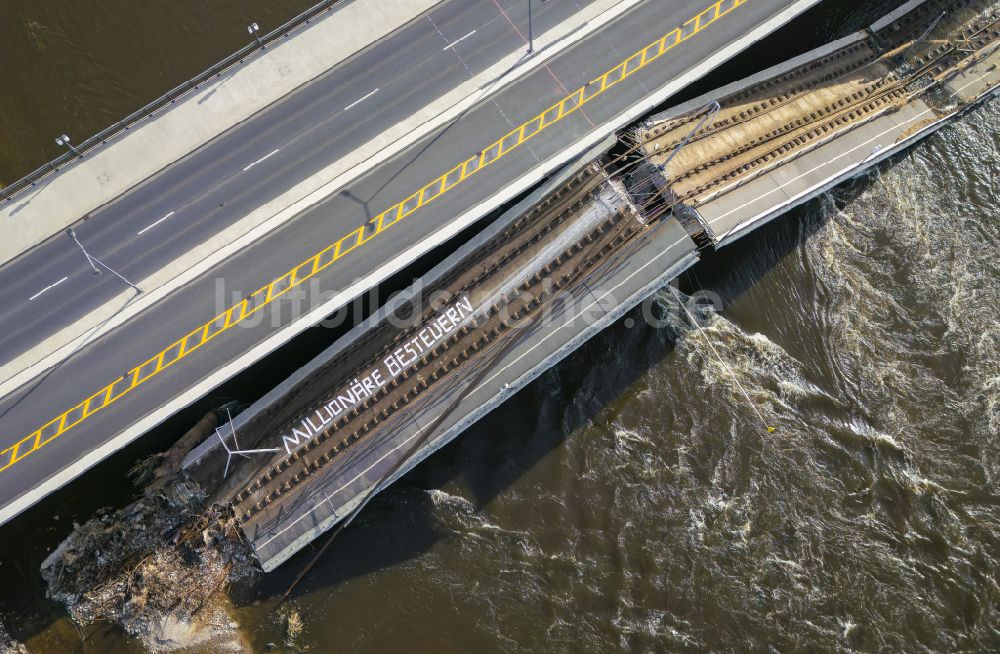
[0,0,351,204]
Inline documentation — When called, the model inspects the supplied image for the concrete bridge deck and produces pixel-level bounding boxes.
[188,144,698,571]
[182,0,1000,572]
[639,0,1000,246]
[0,0,820,526]
[0,0,631,384]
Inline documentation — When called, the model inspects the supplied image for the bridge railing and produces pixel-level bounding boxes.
[0,0,350,204]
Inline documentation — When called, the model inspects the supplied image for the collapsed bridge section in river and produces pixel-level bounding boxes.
[179,0,1000,572]
[636,0,1000,246]
[185,143,699,570]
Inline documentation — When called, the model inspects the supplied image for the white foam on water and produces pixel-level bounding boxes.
[425,488,476,513]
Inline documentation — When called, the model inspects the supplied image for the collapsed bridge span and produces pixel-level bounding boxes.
[185,142,698,570]
[176,0,1000,572]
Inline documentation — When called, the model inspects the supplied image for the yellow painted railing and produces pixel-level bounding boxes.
[1,0,747,474]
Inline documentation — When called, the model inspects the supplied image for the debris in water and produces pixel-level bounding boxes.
[278,603,305,646]
[39,414,259,653]
[0,618,26,654]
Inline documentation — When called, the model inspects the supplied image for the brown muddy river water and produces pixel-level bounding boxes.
[1,0,999,651]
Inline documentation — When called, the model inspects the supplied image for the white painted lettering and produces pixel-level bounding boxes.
[336,389,356,408]
[385,352,401,377]
[276,295,478,454]
[419,329,434,349]
[282,426,312,454]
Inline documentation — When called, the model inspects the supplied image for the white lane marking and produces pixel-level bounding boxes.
[0,0,823,529]
[136,211,176,236]
[442,29,477,51]
[343,88,380,111]
[29,276,69,302]
[242,148,280,172]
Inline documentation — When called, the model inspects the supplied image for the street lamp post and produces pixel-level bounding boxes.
[527,0,534,54]
[66,227,143,294]
[248,22,263,50]
[55,134,81,159]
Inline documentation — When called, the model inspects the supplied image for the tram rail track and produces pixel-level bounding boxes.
[227,0,1000,528]
[640,6,1000,205]
[232,167,653,523]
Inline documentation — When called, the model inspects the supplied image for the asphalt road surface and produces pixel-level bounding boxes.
[0,0,804,523]
[0,0,602,363]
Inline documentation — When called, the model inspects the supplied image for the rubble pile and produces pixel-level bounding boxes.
[41,477,258,652]
[0,619,26,654]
